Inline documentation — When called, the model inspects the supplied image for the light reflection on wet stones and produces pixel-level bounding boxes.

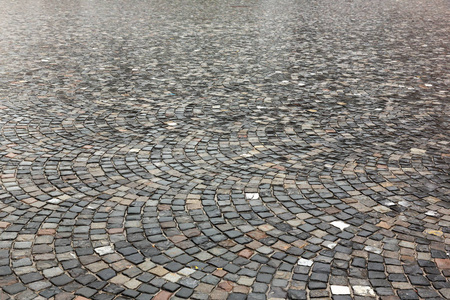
[0,0,449,299]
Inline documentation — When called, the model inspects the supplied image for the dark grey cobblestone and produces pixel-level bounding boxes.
[0,0,449,299]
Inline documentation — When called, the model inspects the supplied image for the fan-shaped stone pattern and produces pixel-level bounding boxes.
[1,0,449,299]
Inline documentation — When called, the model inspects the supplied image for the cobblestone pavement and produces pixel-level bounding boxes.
[0,0,449,299]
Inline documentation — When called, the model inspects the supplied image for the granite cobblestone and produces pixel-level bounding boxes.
[0,0,449,299]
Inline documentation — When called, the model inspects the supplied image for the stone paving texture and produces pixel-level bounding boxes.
[0,0,449,299]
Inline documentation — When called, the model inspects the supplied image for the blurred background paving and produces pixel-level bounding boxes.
[0,0,449,299]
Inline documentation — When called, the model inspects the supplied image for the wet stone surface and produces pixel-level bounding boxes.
[0,0,449,299]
